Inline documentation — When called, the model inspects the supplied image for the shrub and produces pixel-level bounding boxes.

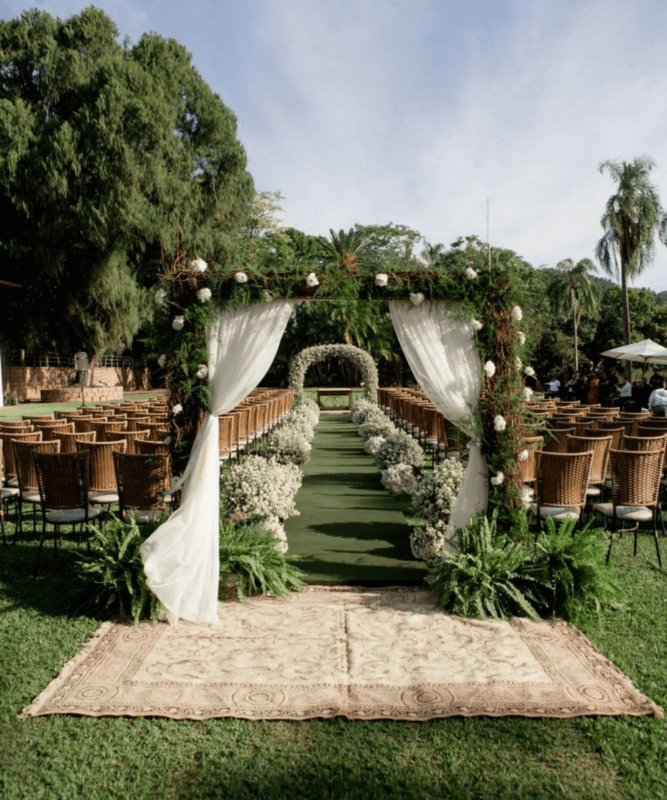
[410,520,448,566]
[358,410,396,440]
[381,463,419,496]
[221,455,302,521]
[75,514,166,625]
[264,425,313,465]
[351,398,378,424]
[219,519,304,602]
[364,435,386,456]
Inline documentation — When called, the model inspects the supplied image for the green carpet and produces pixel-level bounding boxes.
[285,414,427,585]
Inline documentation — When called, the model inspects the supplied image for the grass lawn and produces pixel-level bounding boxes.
[1,400,667,798]
[0,392,166,423]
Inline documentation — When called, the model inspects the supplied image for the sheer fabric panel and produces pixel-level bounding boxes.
[389,301,488,546]
[141,300,293,623]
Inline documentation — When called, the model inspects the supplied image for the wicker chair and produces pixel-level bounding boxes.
[592,424,625,450]
[13,439,61,536]
[52,429,97,454]
[593,448,665,566]
[519,436,544,489]
[530,450,593,531]
[22,414,54,422]
[543,427,576,453]
[0,431,42,485]
[0,440,20,543]
[105,429,149,453]
[32,450,103,575]
[113,452,171,523]
[0,421,34,433]
[76,439,127,507]
[219,415,238,464]
[566,435,612,502]
[33,420,74,440]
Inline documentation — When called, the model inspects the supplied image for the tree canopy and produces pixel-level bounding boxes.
[0,7,253,357]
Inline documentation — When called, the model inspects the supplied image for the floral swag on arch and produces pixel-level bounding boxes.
[288,344,379,401]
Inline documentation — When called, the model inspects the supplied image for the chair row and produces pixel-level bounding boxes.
[219,389,295,463]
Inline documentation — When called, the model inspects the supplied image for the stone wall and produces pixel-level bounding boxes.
[3,366,151,402]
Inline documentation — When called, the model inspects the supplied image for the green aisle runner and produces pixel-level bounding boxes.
[284,415,427,584]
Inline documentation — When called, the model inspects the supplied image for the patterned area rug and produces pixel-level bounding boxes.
[21,586,662,721]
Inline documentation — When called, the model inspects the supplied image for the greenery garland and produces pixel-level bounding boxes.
[288,343,379,401]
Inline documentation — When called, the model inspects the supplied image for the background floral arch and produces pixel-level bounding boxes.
[289,344,379,401]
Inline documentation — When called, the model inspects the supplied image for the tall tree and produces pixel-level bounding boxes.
[0,8,252,360]
[596,156,667,374]
[320,227,373,271]
[547,258,600,372]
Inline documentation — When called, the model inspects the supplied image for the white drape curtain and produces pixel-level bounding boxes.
[141,300,294,624]
[389,301,488,547]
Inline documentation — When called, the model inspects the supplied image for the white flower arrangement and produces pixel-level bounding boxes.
[471,319,483,331]
[198,287,212,303]
[524,366,535,377]
[375,273,389,287]
[410,292,425,306]
[157,354,166,368]
[257,515,288,553]
[494,415,507,432]
[155,288,167,305]
[264,424,313,465]
[490,471,504,486]
[410,521,447,566]
[518,450,529,462]
[350,398,378,424]
[358,410,396,441]
[364,435,386,457]
[464,267,478,279]
[191,257,208,272]
[518,331,526,345]
[196,365,208,379]
[381,463,418,496]
[172,404,183,416]
[306,272,319,287]
[520,487,534,508]
[221,455,302,521]
[511,305,523,321]
[234,271,248,284]
[289,344,379,401]
[172,315,185,331]
[484,360,496,378]
[523,387,534,400]
[410,460,464,522]
[374,430,425,470]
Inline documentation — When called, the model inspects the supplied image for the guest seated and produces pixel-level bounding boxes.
[648,381,667,416]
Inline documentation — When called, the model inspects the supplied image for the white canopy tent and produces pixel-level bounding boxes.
[601,339,667,366]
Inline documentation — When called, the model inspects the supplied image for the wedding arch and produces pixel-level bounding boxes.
[289,344,379,401]
[141,255,529,624]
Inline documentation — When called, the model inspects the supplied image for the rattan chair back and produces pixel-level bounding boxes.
[53,430,96,454]
[33,450,92,510]
[566,435,612,485]
[127,417,151,432]
[55,409,84,420]
[519,436,544,485]
[13,439,61,492]
[0,431,42,478]
[595,424,625,450]
[219,414,237,456]
[22,414,54,422]
[76,439,127,492]
[535,450,594,509]
[102,429,149,453]
[0,421,33,433]
[543,427,576,453]
[609,448,664,509]
[136,440,170,456]
[113,452,170,515]
[34,420,74,440]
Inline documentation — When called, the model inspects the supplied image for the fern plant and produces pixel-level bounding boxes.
[76,514,165,626]
[219,519,305,602]
[427,512,545,620]
[531,516,623,621]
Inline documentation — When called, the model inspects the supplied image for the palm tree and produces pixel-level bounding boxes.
[596,157,667,364]
[321,228,373,271]
[547,258,601,372]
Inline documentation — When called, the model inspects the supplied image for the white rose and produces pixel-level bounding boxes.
[196,364,208,379]
[306,272,319,287]
[521,487,533,507]
[234,271,248,284]
[484,360,496,378]
[155,288,167,305]
[172,316,185,331]
[410,292,425,306]
[518,450,529,462]
[490,471,505,486]
[157,354,166,368]
[191,257,208,272]
[524,366,535,377]
[524,387,534,400]
[172,404,183,416]
[198,287,212,302]
[465,267,478,279]
[494,415,507,432]
[511,305,523,321]
[518,331,526,345]
[263,291,274,303]
[375,273,389,287]
[471,319,483,330]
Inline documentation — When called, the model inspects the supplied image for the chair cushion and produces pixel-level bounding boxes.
[46,507,104,524]
[1,486,20,500]
[593,503,653,522]
[126,509,165,524]
[530,504,581,520]
[90,491,120,505]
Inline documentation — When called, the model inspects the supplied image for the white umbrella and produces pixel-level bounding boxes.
[600,339,667,365]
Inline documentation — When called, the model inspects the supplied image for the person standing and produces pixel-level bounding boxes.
[648,381,667,416]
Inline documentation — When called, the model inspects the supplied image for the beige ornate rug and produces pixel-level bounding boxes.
[21,586,662,721]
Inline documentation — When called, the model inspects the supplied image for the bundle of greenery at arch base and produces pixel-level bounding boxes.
[426,512,623,623]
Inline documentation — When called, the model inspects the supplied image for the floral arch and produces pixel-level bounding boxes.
[288,344,379,401]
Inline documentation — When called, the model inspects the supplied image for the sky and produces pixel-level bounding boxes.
[3,0,667,290]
